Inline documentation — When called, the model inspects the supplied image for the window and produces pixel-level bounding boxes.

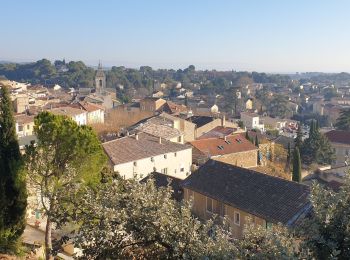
[174,152,177,157]
[206,197,213,213]
[18,125,23,131]
[174,169,177,174]
[178,136,182,142]
[27,125,30,130]
[161,168,168,174]
[133,161,137,166]
[151,157,154,162]
[99,79,103,87]
[234,211,240,226]
[164,154,167,159]
[180,167,185,172]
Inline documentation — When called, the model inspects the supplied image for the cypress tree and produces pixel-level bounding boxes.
[285,142,291,172]
[295,123,303,149]
[245,130,249,140]
[0,84,27,252]
[292,147,302,182]
[254,135,259,147]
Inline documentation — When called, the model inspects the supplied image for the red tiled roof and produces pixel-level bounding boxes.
[189,134,257,156]
[325,130,350,145]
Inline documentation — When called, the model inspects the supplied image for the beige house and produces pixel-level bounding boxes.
[140,97,166,113]
[103,133,192,180]
[182,160,311,238]
[15,114,35,137]
[13,93,29,113]
[325,130,350,166]
[245,98,253,110]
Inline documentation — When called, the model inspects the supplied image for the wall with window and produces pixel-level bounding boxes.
[330,142,350,166]
[183,188,266,239]
[113,148,192,180]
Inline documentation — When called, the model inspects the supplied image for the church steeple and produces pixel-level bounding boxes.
[95,61,106,94]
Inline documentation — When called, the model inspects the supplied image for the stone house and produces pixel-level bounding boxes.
[325,130,350,166]
[140,97,166,113]
[103,133,192,180]
[182,160,311,238]
[189,133,258,168]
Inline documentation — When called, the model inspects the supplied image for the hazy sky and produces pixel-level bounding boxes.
[1,0,350,72]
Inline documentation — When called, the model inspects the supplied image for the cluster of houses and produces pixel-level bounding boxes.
[4,67,350,258]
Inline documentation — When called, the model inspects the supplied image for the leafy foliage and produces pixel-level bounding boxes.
[0,84,27,253]
[24,111,106,258]
[298,175,350,259]
[64,176,236,259]
[301,120,334,165]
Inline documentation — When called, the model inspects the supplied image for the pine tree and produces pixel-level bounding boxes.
[302,119,334,165]
[295,124,303,149]
[292,147,302,182]
[334,108,350,130]
[0,84,27,252]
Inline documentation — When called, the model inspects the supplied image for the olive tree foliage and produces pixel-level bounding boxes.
[24,111,106,260]
[238,223,304,260]
[63,176,237,259]
[297,175,350,259]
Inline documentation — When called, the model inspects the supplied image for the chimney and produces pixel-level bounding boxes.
[135,134,139,140]
[221,114,226,127]
[159,137,162,144]
[224,135,227,141]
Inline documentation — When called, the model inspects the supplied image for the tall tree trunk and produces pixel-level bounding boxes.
[45,217,53,260]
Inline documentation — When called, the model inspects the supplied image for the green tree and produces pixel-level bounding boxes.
[24,112,106,259]
[254,135,259,147]
[0,84,27,253]
[292,147,302,182]
[285,142,291,172]
[268,95,291,118]
[295,124,303,149]
[302,120,334,165]
[334,108,350,130]
[298,174,350,259]
[66,176,236,259]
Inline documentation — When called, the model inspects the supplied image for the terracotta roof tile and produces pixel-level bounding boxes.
[325,130,350,145]
[189,134,257,156]
[103,133,191,165]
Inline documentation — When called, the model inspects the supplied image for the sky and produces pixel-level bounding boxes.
[1,0,350,72]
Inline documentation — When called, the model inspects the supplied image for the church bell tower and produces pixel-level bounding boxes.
[95,61,106,94]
